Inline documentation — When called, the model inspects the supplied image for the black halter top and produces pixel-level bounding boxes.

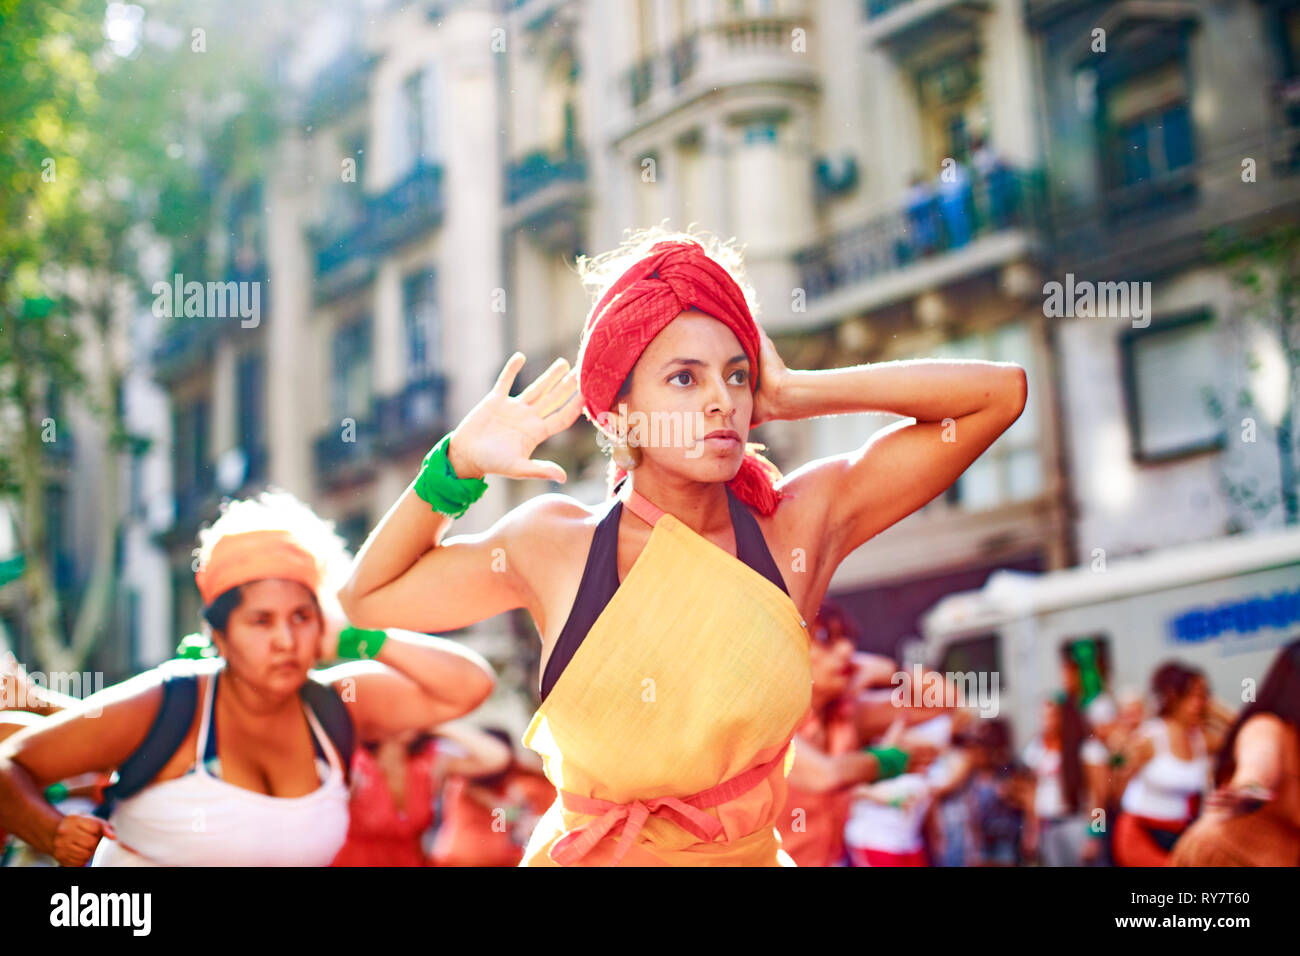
[539,481,791,702]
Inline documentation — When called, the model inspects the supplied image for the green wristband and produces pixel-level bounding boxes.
[44,782,68,803]
[865,745,909,780]
[336,625,388,660]
[414,433,488,518]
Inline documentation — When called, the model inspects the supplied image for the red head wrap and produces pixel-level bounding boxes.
[576,239,788,515]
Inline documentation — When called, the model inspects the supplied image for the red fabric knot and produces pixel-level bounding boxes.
[548,794,725,867]
[545,739,794,866]
[576,238,790,516]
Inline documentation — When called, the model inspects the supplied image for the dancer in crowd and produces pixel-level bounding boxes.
[332,720,511,867]
[1060,639,1119,739]
[0,491,496,867]
[1111,661,1233,866]
[1020,693,1110,866]
[430,728,556,866]
[340,228,1027,866]
[927,723,986,867]
[962,720,1026,866]
[844,713,958,867]
[1170,638,1300,866]
[1,653,113,865]
[776,604,927,866]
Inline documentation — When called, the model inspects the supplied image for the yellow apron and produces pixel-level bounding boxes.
[521,488,812,866]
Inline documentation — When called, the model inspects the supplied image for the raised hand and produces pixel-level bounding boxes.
[446,353,583,483]
[750,325,792,427]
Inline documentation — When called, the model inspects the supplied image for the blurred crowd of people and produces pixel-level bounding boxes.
[0,652,555,867]
[3,605,1298,867]
[771,605,1300,868]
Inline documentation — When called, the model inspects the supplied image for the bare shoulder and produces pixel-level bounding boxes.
[494,492,608,638]
[500,491,606,549]
[1238,712,1289,745]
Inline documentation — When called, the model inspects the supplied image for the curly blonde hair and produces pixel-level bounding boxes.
[193,489,352,621]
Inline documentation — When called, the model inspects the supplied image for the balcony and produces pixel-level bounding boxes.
[154,317,221,382]
[373,374,449,457]
[505,146,586,205]
[862,0,990,56]
[793,166,1044,315]
[1047,119,1300,277]
[616,2,816,130]
[313,419,379,491]
[504,145,588,251]
[172,467,217,537]
[312,162,445,301]
[153,257,269,382]
[312,375,448,487]
[624,58,654,109]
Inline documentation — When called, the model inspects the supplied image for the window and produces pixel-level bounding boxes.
[331,317,372,422]
[173,399,210,498]
[394,68,437,175]
[403,72,423,173]
[236,352,266,479]
[937,633,1001,686]
[402,269,439,377]
[229,182,263,275]
[336,512,371,555]
[1101,57,1194,191]
[1120,310,1224,462]
[44,484,71,593]
[915,55,983,172]
[929,322,1042,510]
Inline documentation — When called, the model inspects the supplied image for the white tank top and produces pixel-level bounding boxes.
[1120,718,1209,823]
[92,667,351,866]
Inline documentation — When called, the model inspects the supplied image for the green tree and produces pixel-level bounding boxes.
[0,0,285,672]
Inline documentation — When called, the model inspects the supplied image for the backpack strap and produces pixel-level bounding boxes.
[300,677,355,782]
[93,670,199,820]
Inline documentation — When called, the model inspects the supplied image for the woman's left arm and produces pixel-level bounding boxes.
[756,332,1027,565]
[315,629,496,741]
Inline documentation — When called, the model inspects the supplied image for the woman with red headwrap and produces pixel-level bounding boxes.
[0,491,496,866]
[341,228,1026,866]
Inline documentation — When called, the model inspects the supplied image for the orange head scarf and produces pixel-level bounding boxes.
[576,239,788,515]
[194,529,324,606]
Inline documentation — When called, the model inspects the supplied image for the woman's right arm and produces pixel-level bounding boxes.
[339,353,582,633]
[0,672,163,861]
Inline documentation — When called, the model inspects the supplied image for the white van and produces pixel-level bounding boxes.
[916,526,1300,750]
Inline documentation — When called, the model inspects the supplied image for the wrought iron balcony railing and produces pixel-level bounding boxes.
[794,166,1044,302]
[314,162,445,278]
